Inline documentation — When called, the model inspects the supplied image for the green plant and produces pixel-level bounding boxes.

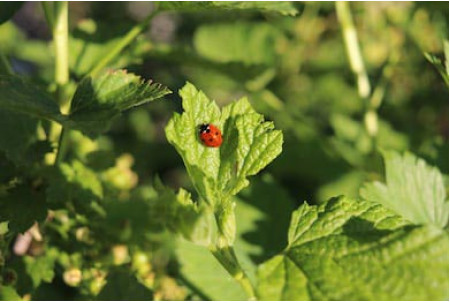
[0,1,448,301]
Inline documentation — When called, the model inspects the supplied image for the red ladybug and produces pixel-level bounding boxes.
[199,123,223,147]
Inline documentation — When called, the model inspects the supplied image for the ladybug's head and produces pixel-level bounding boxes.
[199,123,210,134]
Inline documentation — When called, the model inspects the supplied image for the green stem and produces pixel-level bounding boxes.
[53,2,69,93]
[336,1,371,99]
[41,2,55,32]
[210,245,257,300]
[88,10,158,77]
[336,2,378,139]
[50,2,70,165]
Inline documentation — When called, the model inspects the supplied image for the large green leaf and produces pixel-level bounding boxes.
[176,239,246,301]
[159,1,297,16]
[257,196,449,300]
[194,22,285,66]
[68,70,171,137]
[360,150,449,228]
[0,75,63,122]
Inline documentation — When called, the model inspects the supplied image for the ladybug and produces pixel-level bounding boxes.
[198,123,223,147]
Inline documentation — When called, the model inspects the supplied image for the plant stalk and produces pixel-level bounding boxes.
[210,245,257,300]
[88,10,158,77]
[49,2,70,165]
[53,2,69,96]
[336,2,378,139]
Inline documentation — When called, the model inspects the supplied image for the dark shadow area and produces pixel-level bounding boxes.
[238,175,296,264]
[342,217,392,244]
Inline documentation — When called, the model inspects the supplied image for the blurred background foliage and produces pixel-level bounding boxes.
[0,1,448,300]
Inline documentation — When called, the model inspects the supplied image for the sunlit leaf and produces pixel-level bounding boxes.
[360,150,449,228]
[175,239,246,301]
[257,197,449,300]
[68,70,171,137]
[165,82,283,207]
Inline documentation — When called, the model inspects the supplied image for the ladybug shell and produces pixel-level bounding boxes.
[199,123,223,147]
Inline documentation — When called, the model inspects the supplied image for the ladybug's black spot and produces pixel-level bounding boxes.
[215,132,219,135]
[199,124,210,134]
[209,138,213,142]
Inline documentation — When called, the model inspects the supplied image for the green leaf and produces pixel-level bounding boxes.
[0,75,63,122]
[194,22,285,66]
[0,110,38,166]
[176,239,246,300]
[46,161,104,216]
[163,178,293,300]
[0,285,22,300]
[69,20,152,77]
[165,82,283,207]
[330,113,409,167]
[159,1,298,16]
[424,49,449,86]
[360,150,449,228]
[96,266,153,300]
[24,248,58,288]
[150,181,217,246]
[165,83,282,247]
[0,2,24,25]
[68,70,171,137]
[257,196,449,300]
[0,184,47,234]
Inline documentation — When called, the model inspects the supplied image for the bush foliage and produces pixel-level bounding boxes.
[0,1,448,300]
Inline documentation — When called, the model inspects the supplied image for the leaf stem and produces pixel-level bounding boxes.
[88,10,158,77]
[210,245,257,300]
